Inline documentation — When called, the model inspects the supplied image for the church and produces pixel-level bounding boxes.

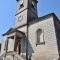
[0,0,60,60]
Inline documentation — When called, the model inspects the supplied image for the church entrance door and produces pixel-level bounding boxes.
[15,38,22,55]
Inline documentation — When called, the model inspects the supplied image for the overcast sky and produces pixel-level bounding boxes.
[0,0,60,43]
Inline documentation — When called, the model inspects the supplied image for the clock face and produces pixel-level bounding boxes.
[18,16,23,22]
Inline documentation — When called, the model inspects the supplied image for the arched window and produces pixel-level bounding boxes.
[19,1,24,9]
[36,29,45,45]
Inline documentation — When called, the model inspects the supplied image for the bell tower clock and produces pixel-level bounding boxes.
[15,0,38,28]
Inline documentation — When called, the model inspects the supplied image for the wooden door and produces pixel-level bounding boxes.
[15,42,21,54]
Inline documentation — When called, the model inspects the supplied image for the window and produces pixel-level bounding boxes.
[19,1,24,9]
[31,1,35,9]
[36,29,45,45]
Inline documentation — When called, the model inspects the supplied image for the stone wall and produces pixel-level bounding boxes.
[1,14,60,60]
[28,16,59,60]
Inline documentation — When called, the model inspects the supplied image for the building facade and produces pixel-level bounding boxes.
[0,0,60,60]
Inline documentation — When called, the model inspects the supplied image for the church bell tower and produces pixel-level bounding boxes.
[15,0,38,28]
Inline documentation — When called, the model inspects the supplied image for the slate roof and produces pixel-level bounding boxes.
[2,28,25,36]
[15,13,60,29]
[29,13,60,25]
[2,13,60,36]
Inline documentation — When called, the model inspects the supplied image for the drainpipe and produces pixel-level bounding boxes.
[26,22,29,60]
